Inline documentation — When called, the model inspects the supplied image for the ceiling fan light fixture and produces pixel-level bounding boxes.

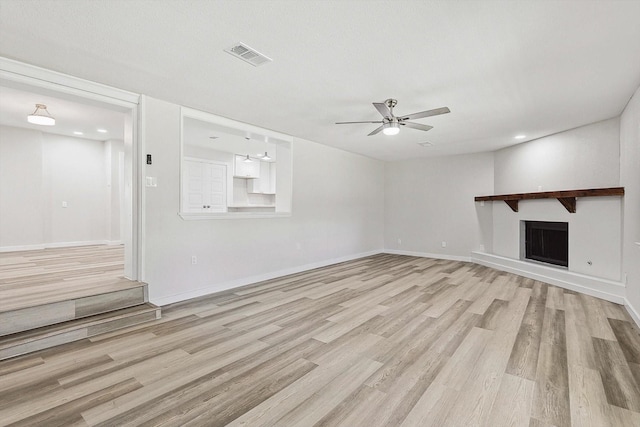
[382,122,400,136]
[243,154,253,163]
[27,104,55,126]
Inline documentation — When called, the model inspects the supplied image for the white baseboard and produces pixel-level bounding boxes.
[0,244,46,252]
[471,251,625,304]
[0,240,114,252]
[384,249,471,263]
[151,249,384,306]
[45,240,111,249]
[624,297,640,328]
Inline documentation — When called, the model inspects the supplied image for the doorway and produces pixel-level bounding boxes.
[0,58,140,282]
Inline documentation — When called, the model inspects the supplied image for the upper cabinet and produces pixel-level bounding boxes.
[247,161,276,194]
[233,155,260,178]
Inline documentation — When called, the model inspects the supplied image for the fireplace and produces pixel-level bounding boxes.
[522,221,568,267]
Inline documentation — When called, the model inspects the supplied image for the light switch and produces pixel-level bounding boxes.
[62,201,68,208]
[145,176,157,187]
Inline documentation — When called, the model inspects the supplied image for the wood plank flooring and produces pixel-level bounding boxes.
[1,254,639,426]
[0,245,131,312]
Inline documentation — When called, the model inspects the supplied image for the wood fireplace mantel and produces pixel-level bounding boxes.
[474,187,624,213]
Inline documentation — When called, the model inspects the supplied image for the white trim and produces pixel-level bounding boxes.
[0,240,120,252]
[624,298,640,328]
[45,240,111,249]
[151,250,382,306]
[384,249,472,263]
[0,57,139,107]
[178,212,291,220]
[471,251,625,303]
[0,244,46,252]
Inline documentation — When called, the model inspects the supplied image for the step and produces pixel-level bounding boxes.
[0,283,148,336]
[0,303,161,360]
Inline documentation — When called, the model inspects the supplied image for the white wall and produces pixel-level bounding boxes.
[0,125,122,250]
[494,118,620,193]
[384,153,494,259]
[141,96,385,305]
[620,84,640,322]
[0,126,43,247]
[43,133,107,244]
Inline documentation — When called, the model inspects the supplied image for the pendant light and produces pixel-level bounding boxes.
[261,152,272,161]
[27,104,55,126]
[243,154,253,163]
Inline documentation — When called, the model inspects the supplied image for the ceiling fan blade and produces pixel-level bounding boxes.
[373,102,392,118]
[368,125,385,136]
[335,120,384,124]
[400,122,433,132]
[399,106,450,121]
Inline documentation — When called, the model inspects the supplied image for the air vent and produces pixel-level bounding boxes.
[225,43,272,67]
[418,142,433,147]
[209,136,219,140]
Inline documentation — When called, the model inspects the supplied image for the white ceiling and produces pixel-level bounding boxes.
[0,85,125,141]
[1,1,639,161]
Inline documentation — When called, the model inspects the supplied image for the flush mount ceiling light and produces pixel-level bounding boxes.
[73,131,83,135]
[243,154,253,163]
[261,152,272,161]
[27,104,55,126]
[382,121,400,136]
[515,134,526,140]
[97,129,108,133]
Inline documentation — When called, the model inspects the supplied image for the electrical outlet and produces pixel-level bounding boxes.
[397,238,402,245]
[191,256,197,265]
[441,241,447,248]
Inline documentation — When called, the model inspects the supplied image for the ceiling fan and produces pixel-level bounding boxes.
[335,99,450,136]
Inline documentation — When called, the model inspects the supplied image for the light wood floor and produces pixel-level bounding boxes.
[1,254,639,426]
[0,245,130,312]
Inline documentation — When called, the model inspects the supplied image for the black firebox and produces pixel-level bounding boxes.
[524,221,568,267]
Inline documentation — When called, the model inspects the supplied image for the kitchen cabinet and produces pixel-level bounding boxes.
[182,158,227,213]
[234,154,260,178]
[247,161,276,194]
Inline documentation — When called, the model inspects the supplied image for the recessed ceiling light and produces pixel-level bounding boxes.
[514,135,526,140]
[73,131,83,135]
[417,141,433,147]
[97,129,108,133]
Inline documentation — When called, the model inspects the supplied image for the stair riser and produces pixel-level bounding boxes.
[0,308,159,360]
[0,287,146,336]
